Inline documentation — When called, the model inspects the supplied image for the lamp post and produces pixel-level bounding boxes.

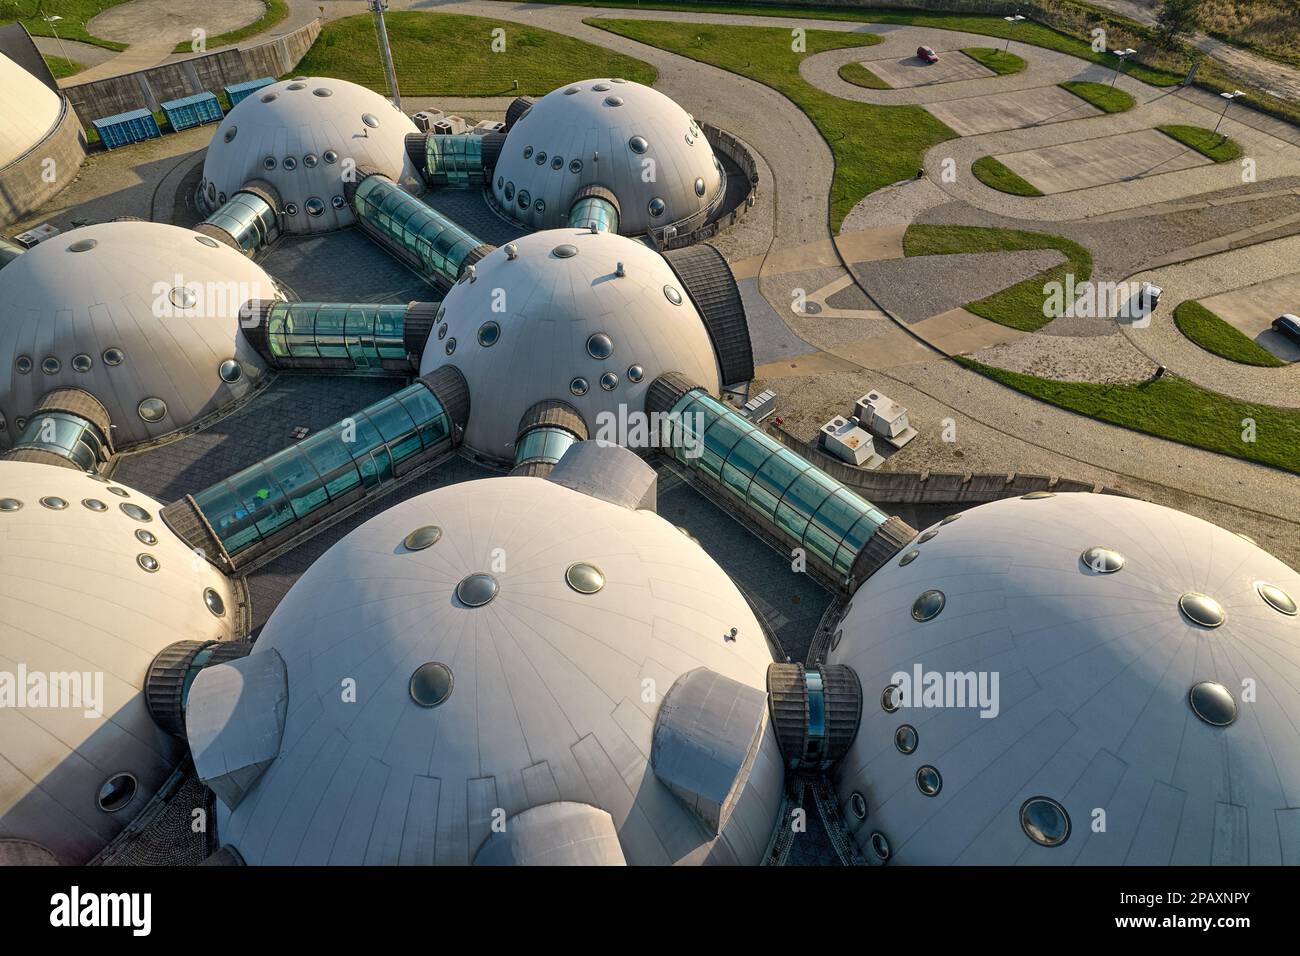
[1110,47,1136,88]
[368,0,401,110]
[1003,14,1025,54]
[1215,90,1244,134]
[42,14,71,67]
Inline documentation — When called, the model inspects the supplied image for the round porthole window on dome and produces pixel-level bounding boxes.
[517,190,530,209]
[648,197,666,218]
[504,182,515,201]
[403,525,442,551]
[523,146,533,159]
[569,159,582,174]
[553,244,578,259]
[570,377,589,397]
[1189,680,1237,726]
[911,589,945,622]
[627,364,644,383]
[898,549,920,567]
[587,333,614,359]
[0,498,22,512]
[135,529,156,546]
[604,95,624,107]
[663,285,682,305]
[535,151,547,166]
[409,662,454,707]
[41,356,61,375]
[304,153,319,168]
[14,355,32,374]
[629,135,648,154]
[894,724,919,754]
[916,765,942,796]
[1256,581,1297,616]
[1020,797,1071,847]
[305,198,325,217]
[137,553,159,573]
[918,529,939,544]
[97,773,138,813]
[332,195,346,209]
[1021,491,1055,499]
[282,156,297,171]
[263,156,277,170]
[39,496,68,510]
[324,149,339,164]
[592,83,610,92]
[107,487,130,498]
[478,321,500,347]
[1179,592,1225,628]
[362,113,379,128]
[600,371,619,391]
[1080,547,1125,573]
[456,573,499,607]
[564,86,581,95]
[551,155,564,170]
[67,238,97,253]
[137,398,168,423]
[223,126,237,143]
[82,498,107,512]
[849,792,867,820]
[285,203,298,216]
[120,502,152,522]
[313,87,332,97]
[565,562,605,594]
[103,348,124,366]
[445,337,456,355]
[881,684,901,713]
[535,199,546,215]
[196,234,220,248]
[218,359,242,383]
[260,92,277,103]
[695,177,707,197]
[204,588,225,617]
[169,286,197,309]
[869,832,891,861]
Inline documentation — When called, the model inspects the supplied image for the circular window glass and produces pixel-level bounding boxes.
[1021,491,1055,500]
[504,182,515,201]
[553,244,578,259]
[41,356,61,375]
[565,562,605,594]
[895,724,919,754]
[285,202,298,215]
[0,498,22,512]
[82,498,107,512]
[1021,797,1071,847]
[478,321,500,347]
[627,364,644,383]
[870,832,890,861]
[898,549,920,567]
[362,113,379,128]
[39,496,68,510]
[204,588,226,617]
[916,765,942,796]
[107,487,130,498]
[195,235,219,248]
[663,285,682,305]
[409,662,454,707]
[282,156,297,170]
[403,525,442,551]
[135,529,157,546]
[169,286,197,309]
[303,154,319,168]
[695,177,706,197]
[1189,681,1237,726]
[911,590,945,622]
[313,88,332,97]
[331,195,346,209]
[604,95,623,107]
[551,155,564,170]
[456,573,499,607]
[1179,592,1225,628]
[849,792,867,820]
[97,773,138,813]
[263,156,277,170]
[570,377,589,397]
[223,125,238,143]
[324,149,339,164]
[103,348,124,366]
[564,86,581,95]
[437,323,447,341]
[517,190,531,209]
[648,197,666,218]
[587,333,614,359]
[260,92,277,103]
[120,503,152,522]
[136,553,159,573]
[629,136,648,154]
[67,238,97,252]
[1080,546,1125,573]
[1256,581,1297,615]
[14,355,32,374]
[445,337,457,355]
[218,359,242,383]
[881,684,901,713]
[523,146,533,159]
[535,151,547,166]
[600,371,619,391]
[287,82,306,91]
[569,159,583,174]
[137,398,168,423]
[535,199,546,214]
[305,197,325,217]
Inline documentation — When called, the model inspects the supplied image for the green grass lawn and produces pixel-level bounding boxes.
[957,357,1300,474]
[961,47,1026,76]
[1059,80,1136,113]
[172,0,288,54]
[1173,300,1285,368]
[0,0,128,50]
[42,54,83,79]
[971,156,1043,198]
[904,224,1091,332]
[1158,124,1242,163]
[837,61,890,90]
[293,11,656,95]
[588,18,955,232]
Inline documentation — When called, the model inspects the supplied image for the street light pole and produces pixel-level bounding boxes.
[1003,15,1025,54]
[369,0,401,110]
[1110,48,1136,88]
[1214,90,1244,134]
[43,15,71,67]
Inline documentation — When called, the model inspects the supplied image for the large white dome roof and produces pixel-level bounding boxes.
[419,228,721,460]
[0,222,276,450]
[493,79,724,235]
[199,77,421,233]
[0,461,239,864]
[828,492,1300,865]
[0,53,61,168]
[214,474,783,864]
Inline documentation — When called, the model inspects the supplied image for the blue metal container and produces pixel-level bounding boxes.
[223,76,276,107]
[160,91,224,132]
[92,108,161,150]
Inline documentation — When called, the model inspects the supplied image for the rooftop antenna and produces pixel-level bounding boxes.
[369,0,401,110]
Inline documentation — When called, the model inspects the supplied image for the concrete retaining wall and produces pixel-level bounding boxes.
[0,97,87,227]
[62,20,321,124]
[769,423,1133,504]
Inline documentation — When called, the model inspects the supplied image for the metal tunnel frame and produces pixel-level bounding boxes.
[348,172,493,290]
[409,131,505,188]
[240,300,427,372]
[175,369,468,569]
[567,185,620,234]
[648,374,915,590]
[510,399,589,477]
[3,389,113,471]
[197,181,281,257]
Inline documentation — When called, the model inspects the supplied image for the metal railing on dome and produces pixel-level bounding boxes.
[191,383,452,559]
[350,175,489,289]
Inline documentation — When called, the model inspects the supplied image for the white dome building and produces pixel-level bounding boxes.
[191,459,785,865]
[0,221,280,451]
[493,79,725,236]
[418,228,722,462]
[0,461,239,865]
[827,492,1300,865]
[198,77,422,233]
[0,52,61,168]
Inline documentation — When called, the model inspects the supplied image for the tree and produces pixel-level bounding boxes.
[1155,0,1202,49]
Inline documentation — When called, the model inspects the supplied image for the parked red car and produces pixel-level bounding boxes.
[917,45,940,63]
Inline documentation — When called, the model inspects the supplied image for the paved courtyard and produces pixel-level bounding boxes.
[996,127,1214,194]
[927,85,1101,136]
[1200,273,1300,362]
[862,49,994,88]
